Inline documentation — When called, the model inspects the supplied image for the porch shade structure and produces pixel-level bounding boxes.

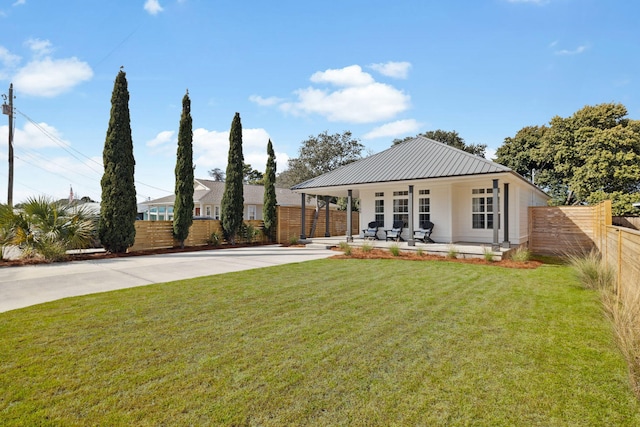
[290,136,548,244]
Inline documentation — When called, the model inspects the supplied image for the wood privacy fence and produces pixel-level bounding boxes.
[276,206,359,244]
[130,206,359,251]
[529,201,640,297]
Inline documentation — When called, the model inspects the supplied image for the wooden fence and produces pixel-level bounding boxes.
[529,201,640,297]
[613,216,640,230]
[528,205,598,255]
[276,206,359,244]
[130,206,359,251]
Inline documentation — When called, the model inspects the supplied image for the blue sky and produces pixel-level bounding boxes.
[0,0,638,203]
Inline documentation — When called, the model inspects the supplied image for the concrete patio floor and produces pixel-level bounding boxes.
[305,236,513,260]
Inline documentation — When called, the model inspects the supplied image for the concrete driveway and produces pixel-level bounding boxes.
[0,245,336,313]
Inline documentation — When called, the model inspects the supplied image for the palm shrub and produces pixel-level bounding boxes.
[0,197,96,261]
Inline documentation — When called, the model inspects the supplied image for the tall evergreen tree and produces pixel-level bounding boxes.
[221,112,244,244]
[99,69,137,253]
[173,90,194,248]
[263,139,277,241]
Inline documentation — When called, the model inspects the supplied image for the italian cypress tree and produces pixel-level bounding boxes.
[221,112,244,244]
[99,69,137,253]
[173,90,194,248]
[263,139,277,241]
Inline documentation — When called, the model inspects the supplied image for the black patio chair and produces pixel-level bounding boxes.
[413,220,435,243]
[362,221,380,240]
[385,220,405,241]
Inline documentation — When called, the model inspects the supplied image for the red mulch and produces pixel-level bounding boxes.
[0,243,541,270]
[330,247,542,269]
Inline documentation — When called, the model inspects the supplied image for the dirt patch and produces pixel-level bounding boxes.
[330,247,542,269]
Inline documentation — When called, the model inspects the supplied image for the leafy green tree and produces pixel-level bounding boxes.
[262,139,277,241]
[393,129,487,157]
[173,90,194,248]
[243,163,264,185]
[497,103,640,214]
[99,69,137,253]
[221,112,245,244]
[0,197,96,261]
[276,130,363,188]
[208,168,225,182]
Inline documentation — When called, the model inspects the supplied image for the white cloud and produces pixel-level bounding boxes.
[13,56,93,97]
[554,45,588,56]
[3,122,70,149]
[190,127,273,173]
[369,61,412,79]
[146,130,175,148]
[249,95,284,107]
[0,46,21,69]
[281,82,410,123]
[25,38,53,57]
[363,119,422,139]
[310,65,375,87]
[13,0,26,6]
[144,0,164,15]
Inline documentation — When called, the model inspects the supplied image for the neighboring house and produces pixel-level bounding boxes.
[141,179,313,221]
[291,136,550,246]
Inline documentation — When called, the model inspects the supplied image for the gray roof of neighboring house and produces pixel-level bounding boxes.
[291,136,512,191]
[145,179,302,206]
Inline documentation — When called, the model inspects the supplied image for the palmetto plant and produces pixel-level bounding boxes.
[0,197,97,261]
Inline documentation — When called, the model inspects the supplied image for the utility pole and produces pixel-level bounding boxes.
[2,83,13,207]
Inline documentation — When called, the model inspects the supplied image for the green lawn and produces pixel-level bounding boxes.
[1,259,639,426]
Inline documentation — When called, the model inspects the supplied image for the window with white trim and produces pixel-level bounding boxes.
[248,205,257,220]
[472,188,498,229]
[418,189,430,223]
[393,191,408,225]
[375,193,384,226]
[214,206,220,220]
[205,206,211,217]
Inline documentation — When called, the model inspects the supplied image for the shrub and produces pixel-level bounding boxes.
[389,244,401,257]
[416,247,424,256]
[361,242,373,253]
[483,247,494,262]
[289,235,299,245]
[568,249,614,291]
[447,244,458,259]
[208,232,221,247]
[510,246,531,262]
[339,241,352,256]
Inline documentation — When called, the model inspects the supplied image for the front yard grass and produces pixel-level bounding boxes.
[1,259,639,425]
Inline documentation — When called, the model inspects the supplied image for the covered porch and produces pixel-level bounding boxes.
[304,236,513,261]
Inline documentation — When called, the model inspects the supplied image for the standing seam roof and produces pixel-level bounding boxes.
[291,136,511,190]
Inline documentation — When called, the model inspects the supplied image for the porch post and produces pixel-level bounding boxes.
[492,179,499,249]
[324,195,331,237]
[408,185,415,246]
[503,183,510,248]
[346,189,353,242]
[300,193,306,240]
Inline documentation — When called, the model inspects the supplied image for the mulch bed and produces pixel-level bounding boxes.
[330,247,542,269]
[0,243,541,270]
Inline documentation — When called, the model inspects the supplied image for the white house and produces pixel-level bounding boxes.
[291,136,549,247]
[142,179,315,221]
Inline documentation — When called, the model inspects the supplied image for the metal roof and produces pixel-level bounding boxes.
[291,136,512,190]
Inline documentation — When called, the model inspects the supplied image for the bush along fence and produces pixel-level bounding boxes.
[529,201,640,298]
[130,206,359,251]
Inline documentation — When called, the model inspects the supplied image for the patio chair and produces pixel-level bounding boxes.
[385,220,405,241]
[362,221,380,240]
[413,220,435,243]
